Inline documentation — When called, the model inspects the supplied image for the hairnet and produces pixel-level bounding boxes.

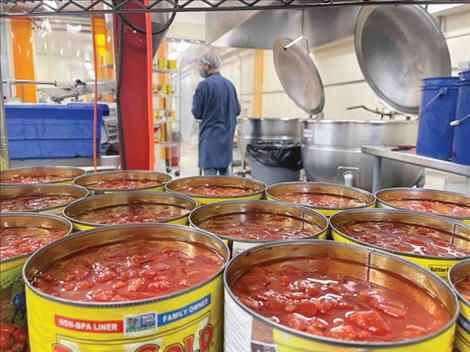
[197,52,221,68]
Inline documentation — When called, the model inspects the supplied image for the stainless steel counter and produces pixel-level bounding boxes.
[361,146,470,192]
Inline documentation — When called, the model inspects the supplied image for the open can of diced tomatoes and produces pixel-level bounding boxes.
[266,182,376,218]
[1,184,89,215]
[189,199,328,257]
[449,259,470,352]
[224,240,459,352]
[23,224,229,352]
[330,208,470,280]
[1,212,72,351]
[63,191,198,230]
[376,187,470,224]
[165,176,266,205]
[0,166,85,186]
[73,170,172,195]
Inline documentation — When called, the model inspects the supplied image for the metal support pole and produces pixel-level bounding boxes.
[372,156,382,193]
[0,62,10,170]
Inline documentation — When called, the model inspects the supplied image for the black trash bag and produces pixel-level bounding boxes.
[246,141,303,170]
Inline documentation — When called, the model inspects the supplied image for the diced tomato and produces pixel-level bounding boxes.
[287,313,307,331]
[347,310,390,335]
[147,280,171,292]
[0,333,13,348]
[230,256,449,343]
[0,322,16,334]
[329,324,360,341]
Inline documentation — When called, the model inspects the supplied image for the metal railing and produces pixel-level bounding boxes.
[2,0,469,17]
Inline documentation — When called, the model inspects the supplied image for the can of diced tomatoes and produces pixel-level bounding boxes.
[190,200,328,257]
[224,240,459,352]
[330,208,470,280]
[376,187,470,224]
[449,259,470,352]
[266,182,376,218]
[64,191,198,231]
[23,224,229,352]
[1,213,72,351]
[0,166,86,186]
[0,184,89,215]
[165,176,266,205]
[73,170,172,195]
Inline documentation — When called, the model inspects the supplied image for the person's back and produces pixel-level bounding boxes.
[192,52,241,176]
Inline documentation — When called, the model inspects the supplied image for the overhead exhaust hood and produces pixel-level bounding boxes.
[206,6,360,49]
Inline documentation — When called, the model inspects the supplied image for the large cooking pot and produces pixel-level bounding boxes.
[237,117,303,164]
[302,119,423,191]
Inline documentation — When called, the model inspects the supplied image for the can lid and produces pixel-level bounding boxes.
[273,37,324,115]
[355,5,451,114]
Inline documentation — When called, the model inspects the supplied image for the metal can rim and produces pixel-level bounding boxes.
[63,191,198,227]
[375,187,470,221]
[0,166,86,186]
[266,181,376,211]
[224,239,459,348]
[330,208,470,260]
[0,212,73,264]
[189,199,329,243]
[165,175,267,199]
[23,223,230,308]
[72,170,172,192]
[448,258,470,307]
[1,184,89,213]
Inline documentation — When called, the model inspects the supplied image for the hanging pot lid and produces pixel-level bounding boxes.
[273,37,325,115]
[355,5,451,114]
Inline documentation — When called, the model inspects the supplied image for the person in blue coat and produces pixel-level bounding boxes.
[192,52,241,176]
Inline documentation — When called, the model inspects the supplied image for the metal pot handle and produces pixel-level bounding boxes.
[343,172,354,187]
[450,113,470,126]
[420,87,447,115]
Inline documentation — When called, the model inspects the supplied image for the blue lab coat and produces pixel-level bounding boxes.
[192,72,241,169]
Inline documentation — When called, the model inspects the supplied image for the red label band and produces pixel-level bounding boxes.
[55,315,123,333]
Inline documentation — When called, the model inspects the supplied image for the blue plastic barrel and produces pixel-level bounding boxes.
[452,71,470,165]
[417,76,460,160]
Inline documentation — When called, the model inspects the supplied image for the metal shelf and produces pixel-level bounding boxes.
[154,94,180,99]
[154,119,176,125]
[1,0,460,17]
[153,68,178,74]
[361,145,470,192]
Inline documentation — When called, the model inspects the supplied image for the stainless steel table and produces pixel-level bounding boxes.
[361,146,470,192]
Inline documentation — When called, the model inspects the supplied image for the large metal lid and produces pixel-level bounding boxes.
[355,5,451,114]
[273,37,325,115]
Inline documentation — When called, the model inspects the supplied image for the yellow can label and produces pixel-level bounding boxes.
[0,257,28,328]
[26,274,223,352]
[455,299,470,352]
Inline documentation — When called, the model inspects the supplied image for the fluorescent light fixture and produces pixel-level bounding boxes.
[66,24,82,34]
[175,41,190,53]
[426,4,462,13]
[168,51,180,60]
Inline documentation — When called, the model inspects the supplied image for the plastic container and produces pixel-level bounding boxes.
[417,77,459,160]
[247,141,302,185]
[5,103,108,159]
[451,70,470,165]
